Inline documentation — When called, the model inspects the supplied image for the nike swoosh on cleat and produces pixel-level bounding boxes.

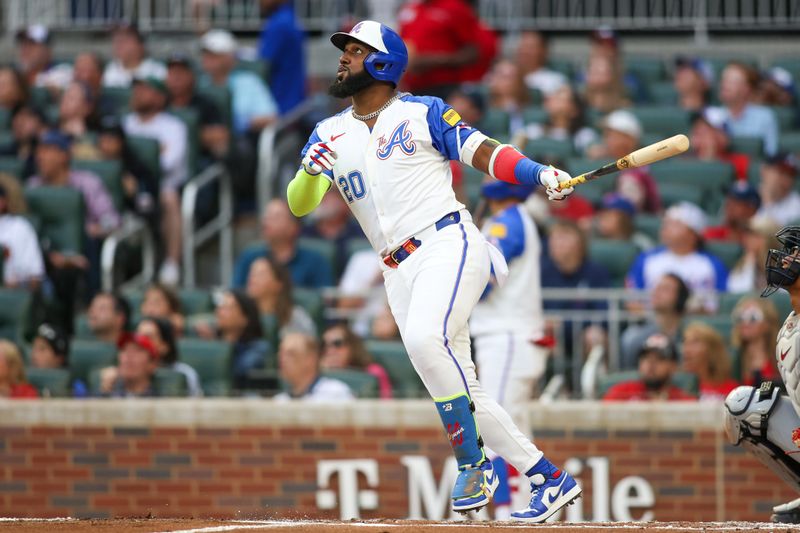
[331,132,346,141]
[545,475,568,505]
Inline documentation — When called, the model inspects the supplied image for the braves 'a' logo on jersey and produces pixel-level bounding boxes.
[376,120,416,160]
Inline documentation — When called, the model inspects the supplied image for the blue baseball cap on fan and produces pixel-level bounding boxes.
[481,181,535,201]
[330,20,408,86]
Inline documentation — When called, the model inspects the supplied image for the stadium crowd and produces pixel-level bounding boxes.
[1,0,799,402]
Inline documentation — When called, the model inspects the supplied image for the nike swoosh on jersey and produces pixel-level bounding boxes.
[782,348,791,361]
[331,132,346,141]
[544,475,568,505]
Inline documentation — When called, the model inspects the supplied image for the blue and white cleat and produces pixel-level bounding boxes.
[451,460,499,513]
[511,460,581,522]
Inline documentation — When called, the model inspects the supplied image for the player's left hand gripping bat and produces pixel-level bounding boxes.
[556,134,691,190]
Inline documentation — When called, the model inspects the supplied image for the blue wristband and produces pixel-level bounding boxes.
[513,158,546,186]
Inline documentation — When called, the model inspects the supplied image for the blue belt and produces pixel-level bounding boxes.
[383,211,462,269]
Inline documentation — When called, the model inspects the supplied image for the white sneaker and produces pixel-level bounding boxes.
[158,260,180,286]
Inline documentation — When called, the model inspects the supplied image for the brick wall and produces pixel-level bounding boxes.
[0,400,794,521]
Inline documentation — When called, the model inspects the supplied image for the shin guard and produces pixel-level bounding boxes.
[435,392,486,469]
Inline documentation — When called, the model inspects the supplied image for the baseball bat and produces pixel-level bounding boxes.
[557,134,690,190]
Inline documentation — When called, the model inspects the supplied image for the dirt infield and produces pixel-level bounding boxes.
[0,519,795,533]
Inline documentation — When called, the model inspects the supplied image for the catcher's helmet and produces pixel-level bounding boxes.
[763,225,800,296]
[330,20,408,87]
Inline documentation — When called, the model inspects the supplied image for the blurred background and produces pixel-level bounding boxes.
[1,0,800,403]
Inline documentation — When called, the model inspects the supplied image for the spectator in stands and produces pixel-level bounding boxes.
[136,316,202,397]
[123,76,188,285]
[398,0,488,98]
[594,193,654,251]
[87,292,130,345]
[704,181,761,243]
[681,321,739,401]
[301,192,364,276]
[29,130,121,238]
[0,340,38,399]
[245,257,316,336]
[727,216,780,293]
[102,22,166,88]
[0,182,44,289]
[731,296,781,386]
[757,152,800,226]
[97,117,159,228]
[103,332,161,398]
[320,323,393,399]
[603,332,695,401]
[15,25,72,91]
[0,66,28,114]
[515,30,568,96]
[486,59,528,137]
[586,27,645,103]
[689,107,750,181]
[274,332,354,401]
[257,0,307,115]
[370,303,401,341]
[30,322,88,397]
[73,52,119,122]
[140,283,186,337]
[620,273,690,370]
[718,62,779,157]
[587,110,661,214]
[165,52,230,162]
[4,105,45,179]
[758,66,796,107]
[523,84,598,154]
[58,81,101,159]
[233,199,334,289]
[197,289,269,389]
[673,56,713,112]
[580,52,630,114]
[626,202,727,312]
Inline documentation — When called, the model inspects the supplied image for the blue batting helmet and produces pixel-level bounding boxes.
[481,181,535,201]
[330,20,408,86]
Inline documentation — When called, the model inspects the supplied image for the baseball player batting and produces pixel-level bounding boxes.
[724,225,800,523]
[287,21,580,522]
[470,181,548,519]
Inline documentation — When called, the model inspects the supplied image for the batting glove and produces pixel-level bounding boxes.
[302,142,337,175]
[538,166,574,201]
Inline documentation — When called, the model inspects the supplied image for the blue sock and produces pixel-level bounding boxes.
[525,456,558,480]
[491,457,511,505]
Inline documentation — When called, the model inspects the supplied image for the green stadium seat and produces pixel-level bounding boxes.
[718,291,756,315]
[771,106,797,132]
[547,59,574,78]
[648,81,678,105]
[704,240,743,271]
[26,367,71,398]
[479,109,510,139]
[293,288,324,331]
[588,239,640,287]
[659,182,706,209]
[322,368,379,398]
[29,86,53,110]
[154,368,188,397]
[168,107,200,177]
[126,135,162,183]
[523,137,575,161]
[364,339,425,398]
[566,158,615,205]
[0,131,15,154]
[69,339,117,385]
[729,136,764,158]
[71,159,124,211]
[635,214,662,241]
[177,337,232,396]
[686,315,734,345]
[73,314,93,339]
[522,106,548,125]
[526,87,543,106]
[650,159,735,191]
[260,313,280,352]
[178,288,213,315]
[298,237,336,274]
[780,132,800,155]
[597,370,699,398]
[0,157,25,179]
[198,85,232,128]
[630,106,691,136]
[0,289,32,343]
[99,87,132,115]
[770,290,794,320]
[625,56,666,83]
[25,187,84,253]
[0,108,10,130]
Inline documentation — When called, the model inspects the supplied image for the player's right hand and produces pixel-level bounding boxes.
[302,142,337,175]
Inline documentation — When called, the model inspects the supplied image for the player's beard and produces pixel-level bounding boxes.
[328,69,376,98]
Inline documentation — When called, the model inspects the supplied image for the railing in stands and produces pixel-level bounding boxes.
[100,215,156,292]
[181,162,233,288]
[4,0,800,35]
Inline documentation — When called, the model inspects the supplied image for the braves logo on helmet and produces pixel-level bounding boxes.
[377,120,416,160]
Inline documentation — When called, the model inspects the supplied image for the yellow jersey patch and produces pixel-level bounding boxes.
[489,223,507,239]
[443,109,461,127]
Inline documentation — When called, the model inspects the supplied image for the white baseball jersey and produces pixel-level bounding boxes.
[470,204,544,339]
[301,94,476,255]
[777,311,800,415]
